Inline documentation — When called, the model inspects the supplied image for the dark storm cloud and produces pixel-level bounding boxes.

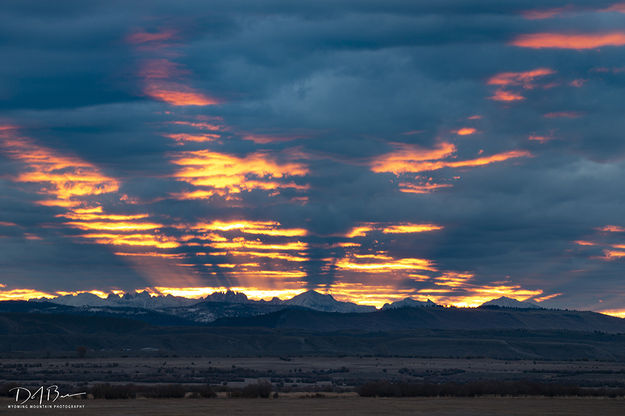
[1,0,625,311]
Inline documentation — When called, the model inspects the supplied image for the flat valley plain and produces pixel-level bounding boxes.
[3,356,625,415]
[3,356,625,387]
[2,396,624,416]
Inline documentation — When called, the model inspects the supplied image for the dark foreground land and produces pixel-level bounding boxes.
[3,356,625,388]
[3,307,625,414]
[2,396,625,416]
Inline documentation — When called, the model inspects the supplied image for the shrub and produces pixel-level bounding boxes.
[357,381,625,398]
[144,384,185,398]
[192,384,217,398]
[228,382,272,398]
[90,384,136,399]
[76,346,87,358]
[0,383,19,397]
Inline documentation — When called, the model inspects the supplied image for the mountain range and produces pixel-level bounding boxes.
[10,290,620,333]
[210,306,625,333]
[0,291,614,333]
[36,291,550,313]
[2,298,625,360]
[35,290,379,315]
[3,291,625,358]
[480,296,541,309]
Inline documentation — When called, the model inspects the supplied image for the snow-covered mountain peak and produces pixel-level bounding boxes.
[480,296,541,309]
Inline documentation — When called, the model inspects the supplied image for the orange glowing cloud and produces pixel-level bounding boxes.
[208,238,307,251]
[171,150,308,196]
[234,270,307,279]
[242,134,301,144]
[202,233,311,265]
[59,212,149,221]
[326,282,418,308]
[114,252,184,259]
[420,150,531,171]
[598,225,625,232]
[373,146,530,175]
[521,7,570,20]
[170,190,217,200]
[345,225,375,238]
[345,222,442,238]
[336,257,436,273]
[80,233,180,249]
[544,111,582,118]
[1,130,198,284]
[170,121,223,131]
[0,288,55,301]
[575,240,596,246]
[165,133,219,143]
[190,220,307,237]
[66,221,163,231]
[422,280,543,308]
[487,68,555,102]
[326,259,542,308]
[528,135,553,143]
[371,142,456,174]
[139,59,187,80]
[433,272,474,288]
[398,182,453,194]
[144,82,219,106]
[454,128,477,136]
[55,290,113,298]
[126,29,177,45]
[511,32,625,49]
[0,130,185,258]
[0,135,119,204]
[533,293,562,302]
[490,89,525,101]
[488,68,555,88]
[382,223,443,234]
[602,249,625,260]
[444,289,543,308]
[132,43,219,106]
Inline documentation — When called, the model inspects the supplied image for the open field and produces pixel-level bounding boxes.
[3,356,625,388]
[3,356,624,414]
[2,396,625,416]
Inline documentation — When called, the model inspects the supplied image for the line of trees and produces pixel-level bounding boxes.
[357,380,625,397]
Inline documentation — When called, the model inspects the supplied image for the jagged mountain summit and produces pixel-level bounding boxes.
[201,290,250,304]
[38,289,253,309]
[479,296,542,309]
[281,290,376,313]
[44,291,199,309]
[33,289,375,314]
[382,298,438,310]
[34,290,550,316]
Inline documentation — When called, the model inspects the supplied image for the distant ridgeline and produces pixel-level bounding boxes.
[30,289,539,313]
[0,290,620,331]
[1,291,625,358]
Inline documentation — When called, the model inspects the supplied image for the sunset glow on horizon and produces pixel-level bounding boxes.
[1,1,624,317]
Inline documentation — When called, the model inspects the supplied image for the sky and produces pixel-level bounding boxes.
[1,1,625,314]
